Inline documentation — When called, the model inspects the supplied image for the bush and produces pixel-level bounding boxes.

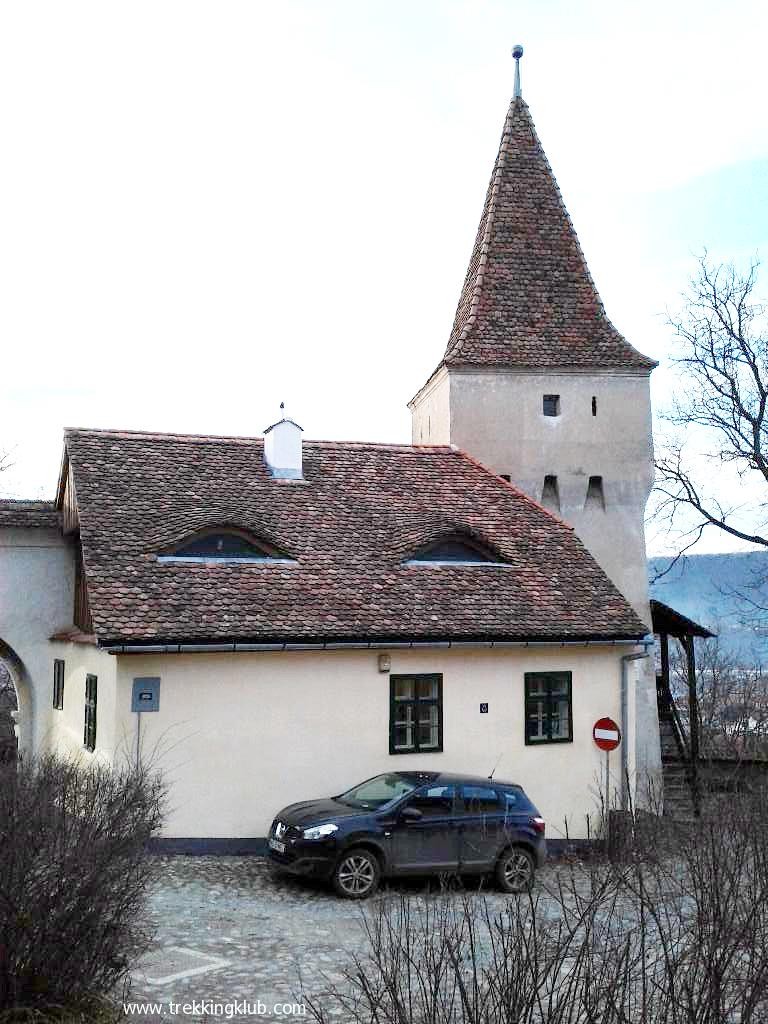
[306,792,768,1023]
[0,755,163,1015]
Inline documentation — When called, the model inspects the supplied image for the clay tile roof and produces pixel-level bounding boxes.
[63,427,648,646]
[442,97,656,373]
[0,499,59,529]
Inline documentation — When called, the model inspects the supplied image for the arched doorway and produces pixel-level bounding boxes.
[0,659,17,762]
[0,641,32,761]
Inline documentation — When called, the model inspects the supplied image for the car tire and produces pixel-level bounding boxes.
[332,847,381,899]
[495,846,535,893]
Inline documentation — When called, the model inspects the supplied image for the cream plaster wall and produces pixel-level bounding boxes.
[0,527,74,755]
[110,645,644,841]
[410,369,451,445]
[48,640,117,765]
[445,369,654,621]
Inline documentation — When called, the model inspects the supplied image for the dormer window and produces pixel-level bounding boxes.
[158,529,293,564]
[406,534,505,566]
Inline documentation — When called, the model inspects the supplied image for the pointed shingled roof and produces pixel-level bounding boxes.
[443,96,655,372]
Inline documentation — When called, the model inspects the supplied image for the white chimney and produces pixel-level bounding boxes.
[263,412,303,480]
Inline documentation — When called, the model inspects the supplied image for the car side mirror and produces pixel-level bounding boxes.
[401,806,423,822]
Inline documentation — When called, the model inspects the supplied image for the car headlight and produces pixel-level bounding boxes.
[302,822,339,840]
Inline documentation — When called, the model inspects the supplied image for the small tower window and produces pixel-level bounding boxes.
[543,395,560,417]
[585,476,605,511]
[541,475,561,513]
[591,396,598,417]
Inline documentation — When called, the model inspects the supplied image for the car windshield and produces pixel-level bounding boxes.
[336,773,418,810]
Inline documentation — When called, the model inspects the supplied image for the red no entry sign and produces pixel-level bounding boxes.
[593,717,621,751]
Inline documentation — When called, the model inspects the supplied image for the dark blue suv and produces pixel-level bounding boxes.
[267,770,546,899]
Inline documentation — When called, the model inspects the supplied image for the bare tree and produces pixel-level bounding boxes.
[669,633,768,757]
[654,256,768,563]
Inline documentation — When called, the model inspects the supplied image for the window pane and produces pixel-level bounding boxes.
[527,702,547,741]
[549,679,569,697]
[409,785,455,816]
[394,704,413,726]
[393,679,414,701]
[174,533,266,558]
[339,773,418,808]
[551,699,571,739]
[415,540,492,563]
[393,724,413,750]
[462,785,500,814]
[417,705,438,748]
[416,677,438,700]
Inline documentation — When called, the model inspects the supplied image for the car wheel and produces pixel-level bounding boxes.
[495,846,535,893]
[332,847,381,899]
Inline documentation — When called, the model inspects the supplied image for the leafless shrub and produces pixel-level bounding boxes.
[306,790,768,1023]
[0,755,164,1015]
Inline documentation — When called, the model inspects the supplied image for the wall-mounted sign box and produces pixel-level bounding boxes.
[131,677,161,713]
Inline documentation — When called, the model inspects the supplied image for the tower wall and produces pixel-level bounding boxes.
[446,368,654,623]
[411,368,451,446]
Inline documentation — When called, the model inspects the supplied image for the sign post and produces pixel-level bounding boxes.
[131,678,161,770]
[593,716,621,819]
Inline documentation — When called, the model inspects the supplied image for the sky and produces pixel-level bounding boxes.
[1,0,766,554]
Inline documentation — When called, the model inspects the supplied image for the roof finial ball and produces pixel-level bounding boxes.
[512,44,524,99]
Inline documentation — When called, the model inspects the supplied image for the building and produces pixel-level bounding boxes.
[410,58,661,791]
[0,57,662,849]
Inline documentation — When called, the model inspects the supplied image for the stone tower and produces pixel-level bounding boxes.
[409,58,661,793]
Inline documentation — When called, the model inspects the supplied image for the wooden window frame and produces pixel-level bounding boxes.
[389,674,443,755]
[524,671,573,745]
[53,659,65,710]
[84,674,98,752]
[74,538,93,633]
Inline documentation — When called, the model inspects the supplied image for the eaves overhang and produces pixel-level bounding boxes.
[103,631,649,655]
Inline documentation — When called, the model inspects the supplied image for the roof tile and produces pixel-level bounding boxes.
[442,97,655,372]
[64,428,648,644]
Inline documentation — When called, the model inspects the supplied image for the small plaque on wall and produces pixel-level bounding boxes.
[480,703,488,714]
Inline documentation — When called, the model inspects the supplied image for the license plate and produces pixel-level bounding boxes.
[268,838,285,854]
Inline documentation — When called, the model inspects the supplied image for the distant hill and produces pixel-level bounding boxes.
[648,552,768,663]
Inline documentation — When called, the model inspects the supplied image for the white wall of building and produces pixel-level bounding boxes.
[0,527,74,755]
[105,644,644,841]
[452,370,653,616]
[48,639,117,764]
[410,368,451,446]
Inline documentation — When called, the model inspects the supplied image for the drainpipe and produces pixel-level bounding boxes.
[620,639,654,811]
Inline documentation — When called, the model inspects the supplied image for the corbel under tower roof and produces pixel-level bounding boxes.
[439,48,656,375]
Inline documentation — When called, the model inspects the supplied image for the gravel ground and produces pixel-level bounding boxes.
[123,856,568,1024]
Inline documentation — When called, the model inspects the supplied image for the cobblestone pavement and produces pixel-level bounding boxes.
[123,856,564,1024]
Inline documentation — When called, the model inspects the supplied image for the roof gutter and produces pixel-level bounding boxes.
[104,637,646,655]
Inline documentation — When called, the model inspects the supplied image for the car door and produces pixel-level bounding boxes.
[390,784,460,874]
[457,783,505,871]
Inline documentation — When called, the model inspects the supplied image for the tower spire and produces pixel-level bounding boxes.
[512,44,523,99]
[439,73,656,373]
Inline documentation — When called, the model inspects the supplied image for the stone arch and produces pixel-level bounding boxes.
[0,640,33,759]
